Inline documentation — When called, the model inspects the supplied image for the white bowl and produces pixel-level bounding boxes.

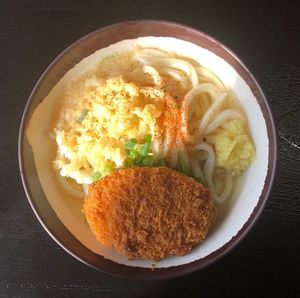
[19,20,277,279]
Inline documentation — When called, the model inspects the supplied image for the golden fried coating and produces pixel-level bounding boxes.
[83,166,216,260]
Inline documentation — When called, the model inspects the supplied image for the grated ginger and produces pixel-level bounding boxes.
[208,119,255,176]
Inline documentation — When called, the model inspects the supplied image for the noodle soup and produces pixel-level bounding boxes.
[26,36,268,268]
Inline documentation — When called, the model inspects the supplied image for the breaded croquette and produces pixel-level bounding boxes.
[83,166,216,260]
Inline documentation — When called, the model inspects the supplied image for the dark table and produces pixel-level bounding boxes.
[1,0,299,297]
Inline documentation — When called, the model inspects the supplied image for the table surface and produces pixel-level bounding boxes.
[1,0,299,297]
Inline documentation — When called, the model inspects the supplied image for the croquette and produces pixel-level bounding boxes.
[83,166,216,260]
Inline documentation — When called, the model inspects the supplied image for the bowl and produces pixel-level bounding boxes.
[18,20,277,279]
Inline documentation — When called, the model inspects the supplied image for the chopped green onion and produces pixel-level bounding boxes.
[195,176,207,187]
[91,171,102,181]
[142,156,154,167]
[157,159,166,166]
[104,163,115,174]
[178,151,190,175]
[132,155,143,166]
[128,148,140,159]
[139,142,150,157]
[139,134,152,157]
[77,109,88,123]
[124,134,153,168]
[144,134,152,143]
[125,157,135,167]
[124,139,137,150]
[101,56,113,63]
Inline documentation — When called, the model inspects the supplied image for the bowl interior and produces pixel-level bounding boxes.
[19,20,277,279]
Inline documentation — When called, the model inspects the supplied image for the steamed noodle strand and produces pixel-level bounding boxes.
[162,127,172,158]
[196,66,227,91]
[221,173,233,202]
[205,109,245,134]
[190,157,204,180]
[197,92,227,136]
[82,183,89,195]
[142,65,164,87]
[137,56,198,87]
[193,143,232,204]
[180,83,220,138]
[152,136,163,158]
[160,68,183,81]
[134,47,169,58]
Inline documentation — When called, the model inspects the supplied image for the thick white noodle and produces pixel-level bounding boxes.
[192,142,232,204]
[190,157,204,180]
[138,57,198,87]
[135,55,149,65]
[196,66,226,91]
[176,137,190,168]
[82,183,89,195]
[197,92,227,136]
[221,172,233,202]
[152,137,163,158]
[134,47,168,58]
[160,68,183,81]
[140,86,165,99]
[193,143,215,180]
[162,127,172,158]
[169,145,178,168]
[184,83,219,107]
[142,65,164,87]
[160,68,191,94]
[181,83,219,137]
[205,109,245,134]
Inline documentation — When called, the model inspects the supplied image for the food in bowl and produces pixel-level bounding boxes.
[49,45,255,260]
[53,46,255,205]
[26,35,265,268]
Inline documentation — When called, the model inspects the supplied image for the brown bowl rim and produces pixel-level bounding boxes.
[18,19,277,280]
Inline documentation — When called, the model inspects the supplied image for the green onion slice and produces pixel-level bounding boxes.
[142,156,154,167]
[91,171,102,181]
[178,151,190,175]
[77,109,88,123]
[124,139,137,150]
